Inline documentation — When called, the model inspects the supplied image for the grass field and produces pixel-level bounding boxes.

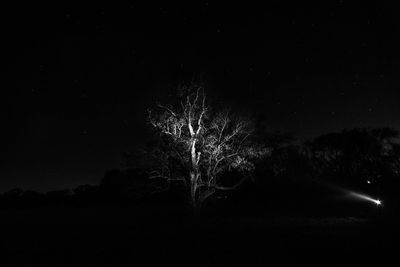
[0,203,396,266]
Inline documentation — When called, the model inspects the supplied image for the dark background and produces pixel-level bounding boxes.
[2,1,399,191]
[1,2,399,266]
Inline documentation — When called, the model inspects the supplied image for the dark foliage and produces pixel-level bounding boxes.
[0,127,399,218]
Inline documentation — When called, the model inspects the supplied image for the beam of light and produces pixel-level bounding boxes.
[308,180,382,206]
[349,192,382,206]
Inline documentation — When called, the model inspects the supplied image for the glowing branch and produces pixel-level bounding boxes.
[146,84,267,208]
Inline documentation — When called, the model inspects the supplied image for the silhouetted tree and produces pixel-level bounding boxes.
[306,128,400,186]
[45,189,73,205]
[73,184,100,201]
[21,190,43,201]
[100,168,167,200]
[145,84,267,208]
[3,188,24,199]
[255,132,300,180]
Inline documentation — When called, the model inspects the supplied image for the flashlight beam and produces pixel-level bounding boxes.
[349,192,382,205]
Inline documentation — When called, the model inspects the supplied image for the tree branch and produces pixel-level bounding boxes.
[156,103,177,117]
[195,92,206,136]
[198,187,216,204]
[212,176,247,191]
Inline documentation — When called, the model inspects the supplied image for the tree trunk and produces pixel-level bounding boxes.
[187,138,200,209]
[188,171,196,208]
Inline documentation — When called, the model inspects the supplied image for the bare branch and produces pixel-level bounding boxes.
[198,187,216,204]
[195,93,206,136]
[146,85,262,208]
[218,112,228,143]
[156,103,177,117]
[212,176,247,191]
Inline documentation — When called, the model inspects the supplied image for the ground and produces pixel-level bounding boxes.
[0,204,396,266]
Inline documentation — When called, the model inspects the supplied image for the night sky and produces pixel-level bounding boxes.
[2,1,399,191]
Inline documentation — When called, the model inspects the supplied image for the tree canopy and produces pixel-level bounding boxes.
[144,84,268,208]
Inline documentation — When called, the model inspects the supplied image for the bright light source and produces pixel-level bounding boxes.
[349,192,382,206]
[367,180,371,184]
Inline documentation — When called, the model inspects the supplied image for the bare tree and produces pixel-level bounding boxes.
[146,84,267,208]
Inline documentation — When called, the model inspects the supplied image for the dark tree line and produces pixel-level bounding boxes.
[1,85,399,211]
[0,126,398,210]
[306,128,400,185]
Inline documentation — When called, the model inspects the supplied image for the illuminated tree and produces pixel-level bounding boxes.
[146,84,267,208]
